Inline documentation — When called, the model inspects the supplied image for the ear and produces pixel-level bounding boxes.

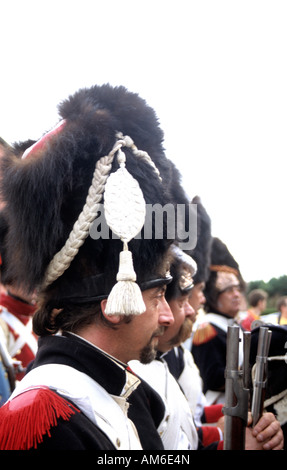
[100,299,122,324]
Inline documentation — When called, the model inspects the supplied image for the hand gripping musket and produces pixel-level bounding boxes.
[251,326,272,427]
[223,325,251,450]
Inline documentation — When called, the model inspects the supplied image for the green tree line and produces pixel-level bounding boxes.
[247,275,287,313]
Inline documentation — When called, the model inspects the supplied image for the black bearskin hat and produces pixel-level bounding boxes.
[0,139,36,285]
[204,237,246,312]
[0,84,190,333]
[189,196,212,285]
[162,196,211,302]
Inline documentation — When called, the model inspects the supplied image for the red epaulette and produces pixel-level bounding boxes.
[0,386,79,450]
[192,322,217,345]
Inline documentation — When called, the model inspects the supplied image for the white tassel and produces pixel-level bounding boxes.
[105,247,146,315]
[104,145,147,316]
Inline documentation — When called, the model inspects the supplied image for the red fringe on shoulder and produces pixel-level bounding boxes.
[0,386,79,450]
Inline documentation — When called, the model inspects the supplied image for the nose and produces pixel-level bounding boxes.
[158,297,174,326]
[184,301,195,318]
[199,292,206,305]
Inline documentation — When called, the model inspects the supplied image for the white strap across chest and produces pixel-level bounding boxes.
[129,359,198,450]
[10,363,142,450]
[0,309,38,356]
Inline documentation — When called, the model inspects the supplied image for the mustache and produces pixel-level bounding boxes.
[180,317,194,340]
[169,317,193,347]
[151,326,166,339]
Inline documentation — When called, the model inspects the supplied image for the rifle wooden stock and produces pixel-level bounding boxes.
[223,325,250,450]
[251,326,272,426]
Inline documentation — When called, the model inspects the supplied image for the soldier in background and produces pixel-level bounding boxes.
[192,237,246,405]
[0,315,11,405]
[262,296,287,326]
[238,288,268,331]
[167,196,213,425]
[0,139,11,403]
[0,140,38,383]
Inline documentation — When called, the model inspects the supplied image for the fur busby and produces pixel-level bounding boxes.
[0,138,11,153]
[204,237,245,312]
[0,84,190,333]
[0,139,37,285]
[188,196,212,285]
[165,244,197,302]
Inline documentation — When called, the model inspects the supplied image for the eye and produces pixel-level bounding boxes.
[152,298,160,309]
[155,290,165,300]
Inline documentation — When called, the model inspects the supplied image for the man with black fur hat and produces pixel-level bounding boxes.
[163,198,226,441]
[0,139,11,404]
[192,237,246,405]
[129,244,199,449]
[0,140,39,383]
[130,244,284,450]
[0,84,189,450]
[184,196,212,344]
[164,197,212,423]
[0,214,38,383]
[153,244,225,449]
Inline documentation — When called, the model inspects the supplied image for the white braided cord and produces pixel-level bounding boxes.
[43,147,118,288]
[42,133,161,289]
[116,132,162,181]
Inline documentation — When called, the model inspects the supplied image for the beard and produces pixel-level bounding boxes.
[168,317,194,348]
[139,327,165,364]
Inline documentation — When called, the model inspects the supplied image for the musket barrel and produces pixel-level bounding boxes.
[224,325,250,450]
[224,325,240,450]
[243,331,251,389]
[251,327,272,426]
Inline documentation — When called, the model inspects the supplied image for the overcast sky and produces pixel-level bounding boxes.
[1,0,286,282]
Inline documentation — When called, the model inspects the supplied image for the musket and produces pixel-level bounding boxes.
[251,326,272,426]
[223,325,251,450]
